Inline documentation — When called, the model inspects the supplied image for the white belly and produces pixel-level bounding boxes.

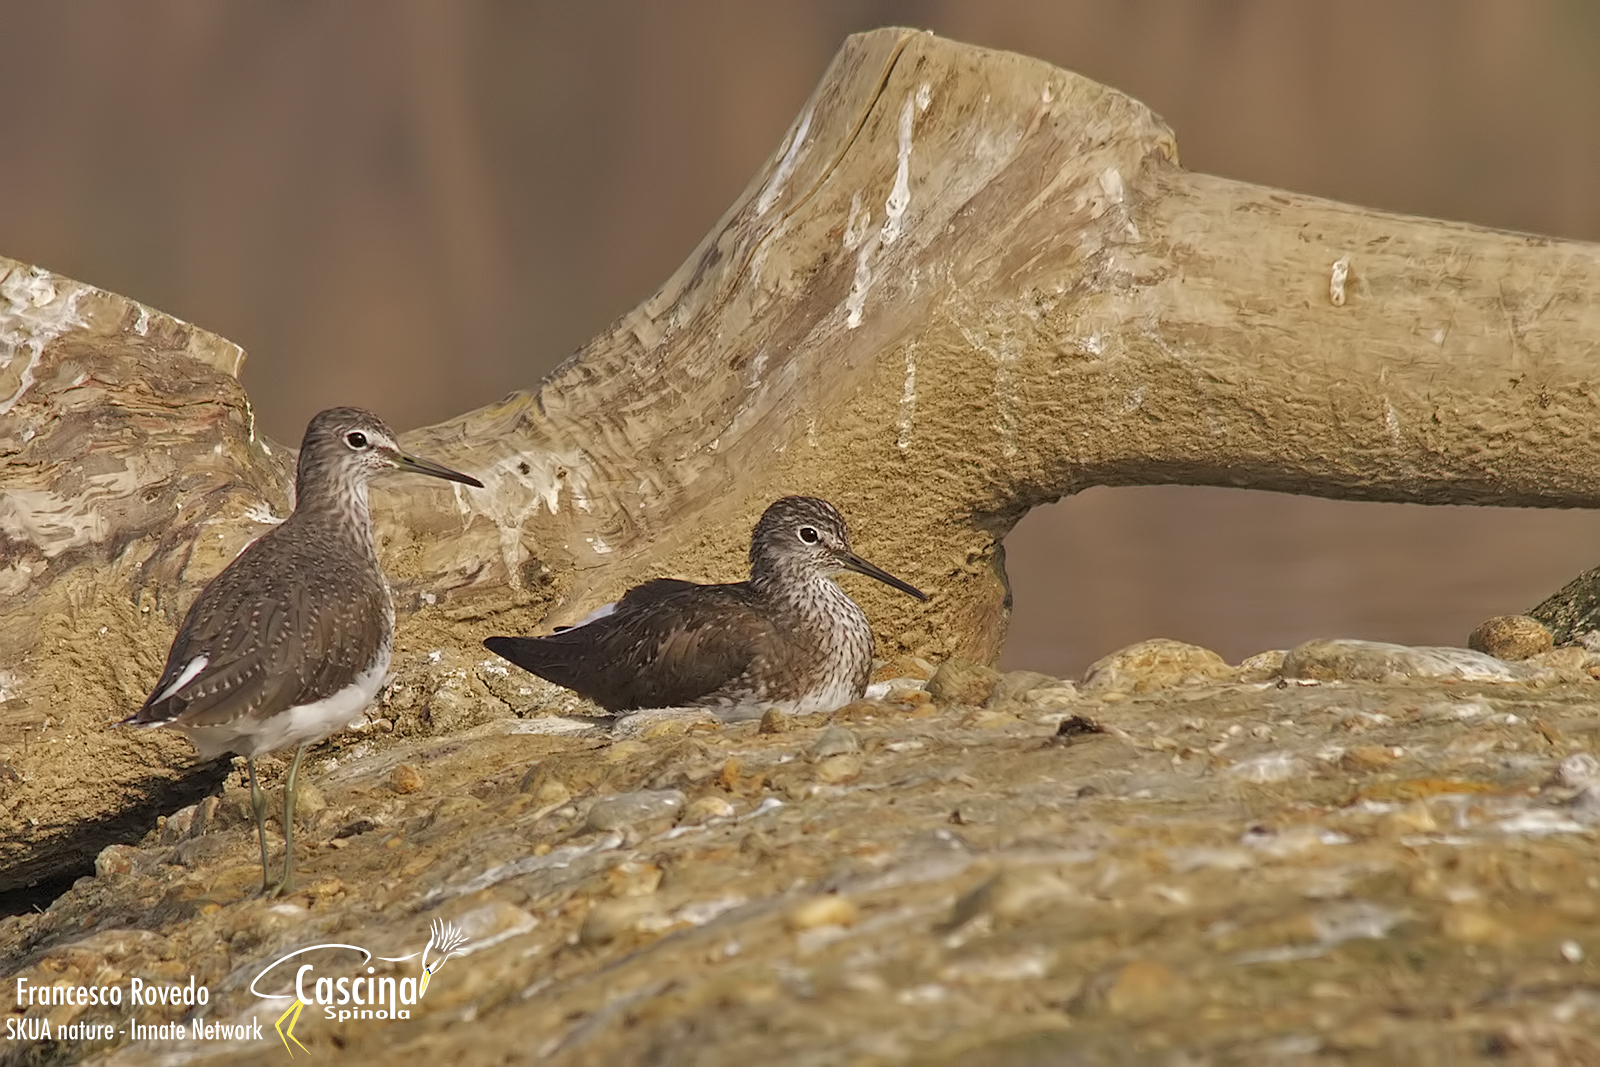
[709,673,864,721]
[779,676,865,716]
[178,652,391,759]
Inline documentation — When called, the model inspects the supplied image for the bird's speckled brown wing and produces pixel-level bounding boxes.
[126,523,390,728]
[484,581,780,712]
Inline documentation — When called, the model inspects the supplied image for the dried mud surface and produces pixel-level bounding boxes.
[5,637,1600,1066]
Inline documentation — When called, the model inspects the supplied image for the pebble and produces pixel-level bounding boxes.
[192,796,221,836]
[391,763,424,794]
[1467,615,1553,660]
[809,725,860,759]
[1081,639,1231,694]
[814,754,863,784]
[1052,714,1106,741]
[95,844,139,878]
[758,708,789,734]
[288,780,327,828]
[605,859,664,897]
[718,758,746,792]
[1440,906,1512,946]
[683,795,736,823]
[1557,753,1600,788]
[158,805,198,844]
[926,658,1000,706]
[1376,802,1437,836]
[1077,960,1193,1019]
[1280,639,1516,683]
[332,817,380,839]
[580,896,662,945]
[786,894,859,931]
[1571,785,1600,822]
[1234,649,1287,682]
[586,789,686,832]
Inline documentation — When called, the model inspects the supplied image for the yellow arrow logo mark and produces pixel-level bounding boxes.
[276,1000,308,1057]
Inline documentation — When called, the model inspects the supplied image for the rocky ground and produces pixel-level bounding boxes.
[5,628,1600,1066]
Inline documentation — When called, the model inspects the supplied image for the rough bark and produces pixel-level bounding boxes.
[5,27,1600,892]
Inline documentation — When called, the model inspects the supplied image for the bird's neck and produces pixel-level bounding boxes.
[291,469,376,551]
[752,567,871,644]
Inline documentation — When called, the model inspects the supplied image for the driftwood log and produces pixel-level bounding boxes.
[5,26,1600,894]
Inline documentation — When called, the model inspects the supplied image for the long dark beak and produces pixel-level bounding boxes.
[394,451,484,488]
[837,550,928,601]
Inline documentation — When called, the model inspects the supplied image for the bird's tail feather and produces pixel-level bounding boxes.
[483,636,583,687]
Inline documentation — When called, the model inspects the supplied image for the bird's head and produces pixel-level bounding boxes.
[294,407,483,509]
[749,496,926,601]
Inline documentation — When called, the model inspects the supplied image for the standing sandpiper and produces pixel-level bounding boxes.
[484,496,927,714]
[123,407,483,895]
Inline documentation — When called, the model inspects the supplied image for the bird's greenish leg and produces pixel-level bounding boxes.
[247,755,271,894]
[270,744,307,897]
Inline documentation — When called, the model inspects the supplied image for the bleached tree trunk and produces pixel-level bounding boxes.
[6,27,1600,891]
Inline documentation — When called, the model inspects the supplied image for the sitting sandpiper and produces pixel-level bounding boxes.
[123,407,482,895]
[484,496,927,714]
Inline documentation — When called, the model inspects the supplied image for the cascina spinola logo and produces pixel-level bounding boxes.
[250,919,469,1056]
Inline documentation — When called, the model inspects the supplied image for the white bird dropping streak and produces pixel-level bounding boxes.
[756,106,814,215]
[896,344,918,450]
[845,84,931,330]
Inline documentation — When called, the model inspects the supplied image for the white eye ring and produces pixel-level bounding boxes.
[797,525,820,544]
[345,431,369,450]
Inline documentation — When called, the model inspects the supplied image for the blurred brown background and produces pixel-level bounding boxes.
[4,1,1600,677]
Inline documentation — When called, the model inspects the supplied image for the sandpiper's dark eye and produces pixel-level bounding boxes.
[345,431,369,450]
[797,525,820,544]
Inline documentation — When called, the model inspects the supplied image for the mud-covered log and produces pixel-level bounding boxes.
[389,27,1600,658]
[6,27,1600,892]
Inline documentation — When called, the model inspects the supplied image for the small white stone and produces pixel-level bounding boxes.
[1557,753,1600,789]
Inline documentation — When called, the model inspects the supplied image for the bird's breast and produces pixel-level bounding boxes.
[771,582,874,705]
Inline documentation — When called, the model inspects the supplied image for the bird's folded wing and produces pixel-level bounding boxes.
[614,578,703,613]
[129,593,298,727]
[520,586,775,710]
[130,564,387,727]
